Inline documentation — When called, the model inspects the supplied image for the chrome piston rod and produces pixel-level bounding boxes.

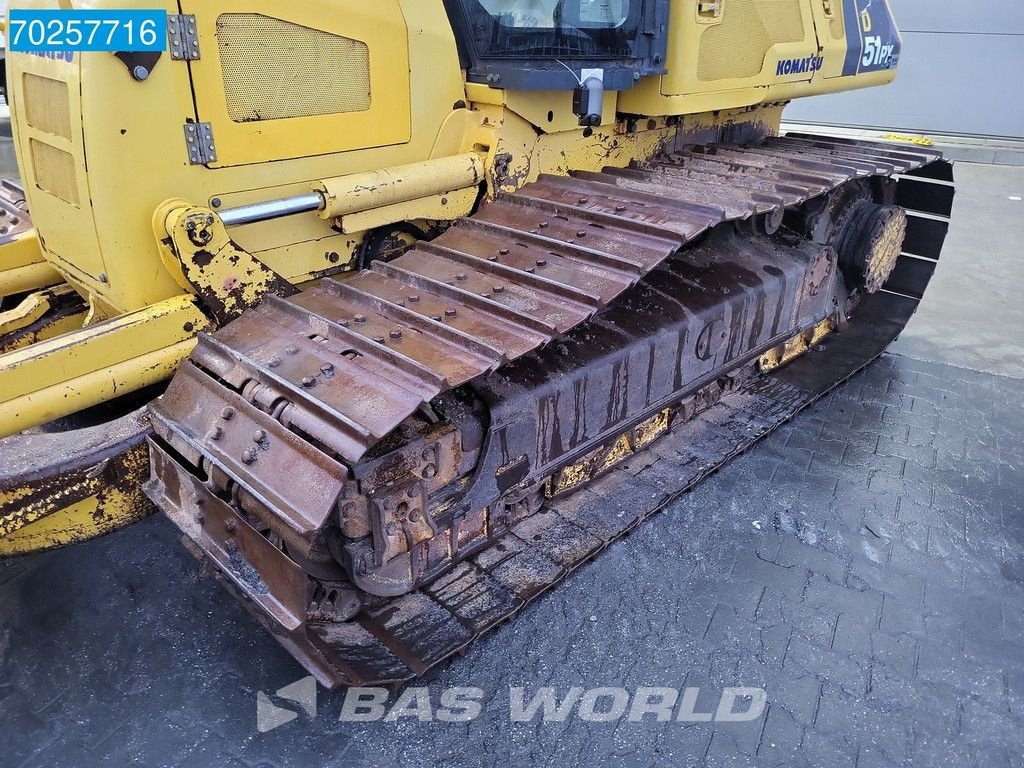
[218,192,325,227]
[216,153,484,228]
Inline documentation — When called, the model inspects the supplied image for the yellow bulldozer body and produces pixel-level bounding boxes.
[0,0,905,551]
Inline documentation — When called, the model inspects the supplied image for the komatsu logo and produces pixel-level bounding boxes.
[776,55,824,76]
[19,50,75,63]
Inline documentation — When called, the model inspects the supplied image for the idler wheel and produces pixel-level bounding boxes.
[835,201,908,294]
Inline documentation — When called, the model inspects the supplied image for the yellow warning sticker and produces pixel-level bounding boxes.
[881,133,936,147]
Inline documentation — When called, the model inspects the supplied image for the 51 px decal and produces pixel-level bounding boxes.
[842,0,901,76]
[861,35,895,69]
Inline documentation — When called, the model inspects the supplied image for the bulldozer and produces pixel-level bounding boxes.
[0,0,954,687]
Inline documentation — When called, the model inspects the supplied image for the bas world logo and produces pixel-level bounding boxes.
[256,680,768,731]
[256,676,318,733]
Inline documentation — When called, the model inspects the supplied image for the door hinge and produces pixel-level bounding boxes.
[697,1,723,20]
[168,14,201,61]
[185,122,217,165]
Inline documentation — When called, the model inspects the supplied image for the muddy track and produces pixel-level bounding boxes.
[147,136,954,687]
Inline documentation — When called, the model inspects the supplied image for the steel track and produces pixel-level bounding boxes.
[147,135,955,687]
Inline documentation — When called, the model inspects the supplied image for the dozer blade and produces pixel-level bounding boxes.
[0,410,152,555]
[147,136,954,687]
[0,292,211,554]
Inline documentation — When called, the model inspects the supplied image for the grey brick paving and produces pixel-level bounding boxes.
[1,352,1023,768]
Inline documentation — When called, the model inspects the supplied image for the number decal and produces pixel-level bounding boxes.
[842,0,900,77]
[7,10,168,53]
[861,35,878,67]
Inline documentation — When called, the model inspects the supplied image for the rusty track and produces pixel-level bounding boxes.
[147,136,954,687]
[0,180,33,245]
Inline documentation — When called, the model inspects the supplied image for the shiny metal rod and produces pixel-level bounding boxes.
[218,192,325,227]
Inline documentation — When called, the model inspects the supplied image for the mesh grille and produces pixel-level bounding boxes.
[30,139,80,206]
[217,14,371,122]
[698,0,805,81]
[23,74,73,140]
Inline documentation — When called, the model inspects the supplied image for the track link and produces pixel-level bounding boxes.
[147,136,954,687]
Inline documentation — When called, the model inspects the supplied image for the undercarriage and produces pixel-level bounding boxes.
[144,135,954,687]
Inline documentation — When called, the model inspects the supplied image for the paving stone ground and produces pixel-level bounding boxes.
[1,351,1022,768]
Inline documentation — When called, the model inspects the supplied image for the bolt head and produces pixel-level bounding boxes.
[133,66,149,81]
[221,407,235,420]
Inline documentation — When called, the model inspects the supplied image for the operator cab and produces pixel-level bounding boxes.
[444,0,669,123]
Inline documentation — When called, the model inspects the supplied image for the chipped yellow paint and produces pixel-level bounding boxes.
[599,434,636,475]
[0,295,209,438]
[549,409,673,497]
[0,441,151,555]
[634,409,673,451]
[157,203,293,323]
[760,319,836,373]
[550,453,597,496]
